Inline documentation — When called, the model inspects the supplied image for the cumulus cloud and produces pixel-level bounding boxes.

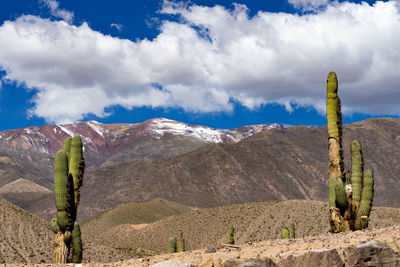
[0,1,400,123]
[288,0,330,11]
[40,0,74,24]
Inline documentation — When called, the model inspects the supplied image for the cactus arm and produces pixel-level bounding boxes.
[351,140,364,208]
[54,150,73,231]
[355,169,374,230]
[69,136,84,209]
[69,224,83,263]
[62,138,71,159]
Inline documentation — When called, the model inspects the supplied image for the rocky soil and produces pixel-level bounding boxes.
[2,226,399,266]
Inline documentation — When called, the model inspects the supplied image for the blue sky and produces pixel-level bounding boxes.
[0,0,399,130]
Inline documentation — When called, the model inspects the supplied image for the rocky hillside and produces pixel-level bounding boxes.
[0,118,290,208]
[31,117,400,221]
[82,200,400,255]
[0,197,175,264]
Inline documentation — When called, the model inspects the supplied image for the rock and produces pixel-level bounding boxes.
[343,240,399,266]
[150,260,189,267]
[221,258,277,267]
[205,247,217,253]
[279,248,344,267]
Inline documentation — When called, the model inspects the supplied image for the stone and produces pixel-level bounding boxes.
[221,258,277,267]
[279,248,344,267]
[150,260,189,267]
[205,247,217,253]
[343,240,399,266]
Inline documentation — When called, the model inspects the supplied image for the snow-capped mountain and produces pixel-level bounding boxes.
[0,118,293,192]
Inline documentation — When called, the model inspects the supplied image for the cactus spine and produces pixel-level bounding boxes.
[53,136,84,263]
[168,237,177,253]
[326,72,374,233]
[227,226,235,245]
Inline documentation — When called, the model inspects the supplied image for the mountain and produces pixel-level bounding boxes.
[0,118,290,208]
[31,117,400,222]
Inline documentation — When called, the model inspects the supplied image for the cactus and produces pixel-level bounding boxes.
[176,230,185,252]
[69,224,82,263]
[289,222,295,239]
[53,136,85,263]
[281,226,289,239]
[326,72,374,233]
[168,237,177,253]
[50,218,58,233]
[227,226,234,245]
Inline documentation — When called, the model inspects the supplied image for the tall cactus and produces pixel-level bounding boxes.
[326,72,374,233]
[53,136,85,263]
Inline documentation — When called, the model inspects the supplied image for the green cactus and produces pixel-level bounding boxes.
[227,226,234,245]
[326,72,374,233]
[176,230,185,252]
[281,227,289,239]
[289,222,295,239]
[53,136,85,264]
[50,218,58,234]
[168,237,177,253]
[69,224,82,263]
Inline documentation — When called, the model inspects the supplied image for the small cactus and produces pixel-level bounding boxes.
[227,226,234,245]
[176,230,185,252]
[289,222,295,239]
[168,237,177,253]
[281,227,289,239]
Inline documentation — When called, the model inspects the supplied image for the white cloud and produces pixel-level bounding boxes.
[40,0,74,24]
[0,1,400,123]
[288,0,330,11]
[110,23,122,31]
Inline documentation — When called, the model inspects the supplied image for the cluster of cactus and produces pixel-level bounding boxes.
[326,72,374,233]
[52,136,85,263]
[168,230,185,253]
[281,222,295,239]
[227,226,235,245]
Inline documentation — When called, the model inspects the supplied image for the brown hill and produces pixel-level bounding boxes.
[81,198,193,240]
[0,179,52,210]
[31,117,399,221]
[82,200,400,255]
[0,197,138,264]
